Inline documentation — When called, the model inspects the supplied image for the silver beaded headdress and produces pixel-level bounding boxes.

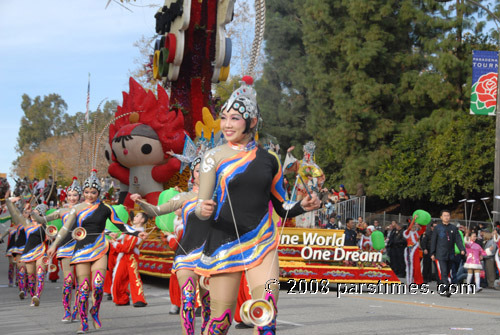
[67,177,82,194]
[221,76,259,120]
[34,203,48,216]
[83,169,102,193]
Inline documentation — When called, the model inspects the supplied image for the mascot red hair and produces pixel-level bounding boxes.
[108,77,185,208]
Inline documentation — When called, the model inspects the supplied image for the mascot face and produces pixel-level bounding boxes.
[112,123,165,168]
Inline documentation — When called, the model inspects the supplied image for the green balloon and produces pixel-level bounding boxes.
[46,208,62,230]
[155,188,180,232]
[455,230,464,255]
[371,230,385,251]
[412,209,431,226]
[105,204,129,237]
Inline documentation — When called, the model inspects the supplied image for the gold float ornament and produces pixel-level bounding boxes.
[153,50,161,80]
[48,264,58,273]
[218,65,230,82]
[129,112,140,124]
[46,225,58,238]
[199,276,210,291]
[239,299,275,327]
[195,107,221,139]
[41,256,50,266]
[72,227,87,241]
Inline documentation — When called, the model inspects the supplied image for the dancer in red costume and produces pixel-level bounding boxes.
[103,239,118,301]
[403,216,427,285]
[111,212,148,307]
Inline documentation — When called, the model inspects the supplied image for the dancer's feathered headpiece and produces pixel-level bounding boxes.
[67,177,82,195]
[83,169,101,193]
[34,203,48,216]
[221,76,260,121]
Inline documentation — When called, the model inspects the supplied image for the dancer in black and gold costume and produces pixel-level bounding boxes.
[6,198,48,306]
[195,77,320,334]
[133,157,211,335]
[48,170,145,334]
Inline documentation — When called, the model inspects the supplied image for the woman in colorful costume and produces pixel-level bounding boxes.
[6,198,48,306]
[47,170,144,334]
[195,77,320,334]
[133,153,212,335]
[4,219,19,287]
[32,177,82,322]
[10,211,27,297]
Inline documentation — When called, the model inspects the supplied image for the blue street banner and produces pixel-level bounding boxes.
[471,50,498,115]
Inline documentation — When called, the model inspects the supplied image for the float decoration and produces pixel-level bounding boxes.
[108,77,185,209]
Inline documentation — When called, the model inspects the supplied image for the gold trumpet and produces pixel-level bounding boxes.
[46,225,58,238]
[41,256,50,266]
[239,299,275,327]
[199,276,210,291]
[72,227,87,241]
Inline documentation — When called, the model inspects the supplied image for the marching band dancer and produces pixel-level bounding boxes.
[111,211,148,307]
[11,214,27,298]
[47,170,146,334]
[195,77,320,334]
[4,219,19,287]
[132,155,211,335]
[6,197,48,306]
[32,177,82,322]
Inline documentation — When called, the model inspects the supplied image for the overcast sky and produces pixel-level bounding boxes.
[0,0,159,185]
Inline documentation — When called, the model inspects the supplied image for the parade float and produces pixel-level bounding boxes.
[105,0,399,284]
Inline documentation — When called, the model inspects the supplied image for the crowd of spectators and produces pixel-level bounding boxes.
[383,217,500,290]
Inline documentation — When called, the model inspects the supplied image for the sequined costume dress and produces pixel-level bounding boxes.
[5,224,18,257]
[195,141,305,276]
[71,201,137,265]
[5,199,46,263]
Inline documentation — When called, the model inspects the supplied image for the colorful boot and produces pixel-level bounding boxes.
[89,271,104,329]
[61,273,73,322]
[18,266,26,300]
[200,291,211,335]
[27,273,36,304]
[77,278,90,334]
[71,284,80,322]
[180,278,196,335]
[32,266,46,306]
[256,291,277,335]
[15,263,19,287]
[8,262,15,287]
[207,309,232,335]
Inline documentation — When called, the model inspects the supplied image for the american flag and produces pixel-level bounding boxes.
[85,73,90,123]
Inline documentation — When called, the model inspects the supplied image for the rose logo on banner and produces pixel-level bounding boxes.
[471,50,499,116]
[471,73,497,115]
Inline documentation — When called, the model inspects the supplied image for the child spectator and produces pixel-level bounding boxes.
[464,232,487,292]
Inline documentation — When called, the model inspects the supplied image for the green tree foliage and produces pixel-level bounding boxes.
[257,0,497,205]
[255,0,311,151]
[17,94,69,154]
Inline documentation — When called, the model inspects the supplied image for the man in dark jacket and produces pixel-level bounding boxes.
[343,218,357,246]
[420,222,436,283]
[431,210,465,296]
[388,222,406,277]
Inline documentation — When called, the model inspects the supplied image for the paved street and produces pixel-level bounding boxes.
[0,243,499,335]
